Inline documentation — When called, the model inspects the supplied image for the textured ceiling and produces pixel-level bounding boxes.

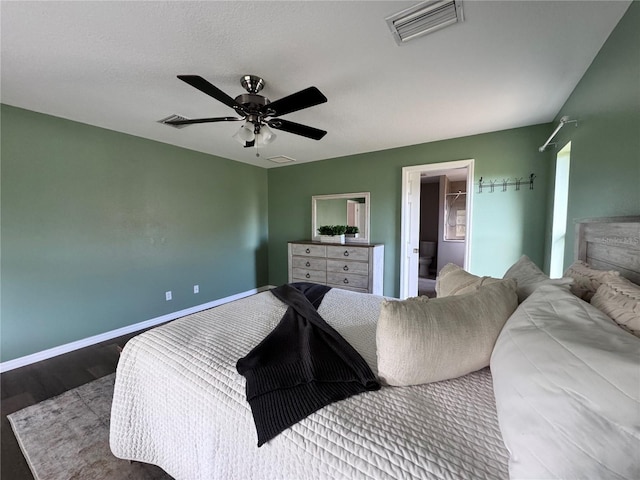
[1,1,631,168]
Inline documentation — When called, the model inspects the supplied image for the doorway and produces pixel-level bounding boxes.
[400,160,474,299]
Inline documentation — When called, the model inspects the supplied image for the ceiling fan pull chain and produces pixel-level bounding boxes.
[254,123,260,157]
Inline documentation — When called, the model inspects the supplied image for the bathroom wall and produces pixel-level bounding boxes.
[420,182,440,243]
[419,181,440,277]
[437,178,466,271]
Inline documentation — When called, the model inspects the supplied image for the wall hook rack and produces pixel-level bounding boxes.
[477,173,536,193]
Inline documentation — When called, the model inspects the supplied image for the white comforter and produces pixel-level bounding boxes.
[491,285,640,479]
[110,288,508,480]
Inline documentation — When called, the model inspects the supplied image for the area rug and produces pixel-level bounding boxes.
[8,374,172,480]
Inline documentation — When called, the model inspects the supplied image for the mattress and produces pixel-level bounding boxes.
[110,288,509,479]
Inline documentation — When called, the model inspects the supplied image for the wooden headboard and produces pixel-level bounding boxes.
[575,216,640,285]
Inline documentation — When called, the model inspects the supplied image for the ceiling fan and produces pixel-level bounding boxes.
[163,75,328,154]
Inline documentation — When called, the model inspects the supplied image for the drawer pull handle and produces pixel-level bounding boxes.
[343,278,349,284]
[343,265,349,271]
[306,261,311,267]
[306,248,311,254]
[306,273,311,279]
[343,251,349,257]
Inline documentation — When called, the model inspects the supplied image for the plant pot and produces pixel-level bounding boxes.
[345,233,360,243]
[319,234,345,244]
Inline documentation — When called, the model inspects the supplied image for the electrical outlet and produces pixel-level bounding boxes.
[193,285,199,294]
[165,291,172,301]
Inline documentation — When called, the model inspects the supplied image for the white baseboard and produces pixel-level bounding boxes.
[0,285,276,373]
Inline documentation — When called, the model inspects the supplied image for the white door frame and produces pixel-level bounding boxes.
[399,159,475,299]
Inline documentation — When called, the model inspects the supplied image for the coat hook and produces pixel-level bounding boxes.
[515,177,523,191]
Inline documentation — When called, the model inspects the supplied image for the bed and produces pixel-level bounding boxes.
[110,216,640,480]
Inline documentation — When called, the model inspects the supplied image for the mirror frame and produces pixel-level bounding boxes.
[311,192,370,244]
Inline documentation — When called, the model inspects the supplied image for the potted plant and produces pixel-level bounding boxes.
[345,225,359,237]
[317,225,347,244]
[344,225,360,243]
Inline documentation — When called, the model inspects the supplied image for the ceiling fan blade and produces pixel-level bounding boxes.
[267,87,327,117]
[177,75,243,111]
[268,119,327,140]
[164,116,242,126]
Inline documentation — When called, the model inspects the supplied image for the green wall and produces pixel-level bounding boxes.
[268,123,553,297]
[545,1,639,270]
[1,105,268,362]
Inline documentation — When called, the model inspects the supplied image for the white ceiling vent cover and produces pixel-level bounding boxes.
[158,114,190,129]
[268,155,296,164]
[386,0,464,45]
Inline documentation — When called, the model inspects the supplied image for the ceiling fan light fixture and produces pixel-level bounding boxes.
[234,121,256,143]
[255,125,276,146]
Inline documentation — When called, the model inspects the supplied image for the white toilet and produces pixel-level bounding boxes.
[419,241,436,277]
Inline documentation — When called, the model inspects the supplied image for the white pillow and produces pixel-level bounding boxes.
[591,275,640,336]
[376,279,517,386]
[435,263,500,297]
[503,255,573,303]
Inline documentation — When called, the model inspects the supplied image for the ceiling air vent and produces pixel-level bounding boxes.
[158,114,190,129]
[386,0,464,45]
[267,155,296,164]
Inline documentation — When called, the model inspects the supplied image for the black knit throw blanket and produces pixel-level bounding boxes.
[236,282,380,447]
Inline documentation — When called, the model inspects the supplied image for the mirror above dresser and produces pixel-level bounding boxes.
[311,192,370,244]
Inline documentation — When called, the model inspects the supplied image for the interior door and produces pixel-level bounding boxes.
[403,170,421,298]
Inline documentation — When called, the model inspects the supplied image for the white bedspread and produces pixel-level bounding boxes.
[491,285,640,479]
[110,288,509,480]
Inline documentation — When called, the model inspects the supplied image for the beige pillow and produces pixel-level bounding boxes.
[376,279,518,386]
[564,260,620,301]
[435,263,500,297]
[591,276,640,337]
[504,255,573,303]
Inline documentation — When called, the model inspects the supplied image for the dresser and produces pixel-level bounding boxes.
[288,242,384,295]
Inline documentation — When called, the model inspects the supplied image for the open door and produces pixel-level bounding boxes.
[400,160,474,299]
[400,170,422,298]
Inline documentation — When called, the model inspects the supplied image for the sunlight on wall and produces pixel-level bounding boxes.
[550,142,571,278]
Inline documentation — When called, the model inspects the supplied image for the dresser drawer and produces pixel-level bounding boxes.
[291,244,327,257]
[288,242,384,295]
[335,285,369,294]
[292,268,327,283]
[326,246,369,261]
[327,272,369,289]
[326,259,368,275]
[292,256,327,271]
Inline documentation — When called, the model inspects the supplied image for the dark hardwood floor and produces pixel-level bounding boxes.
[1,328,165,479]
